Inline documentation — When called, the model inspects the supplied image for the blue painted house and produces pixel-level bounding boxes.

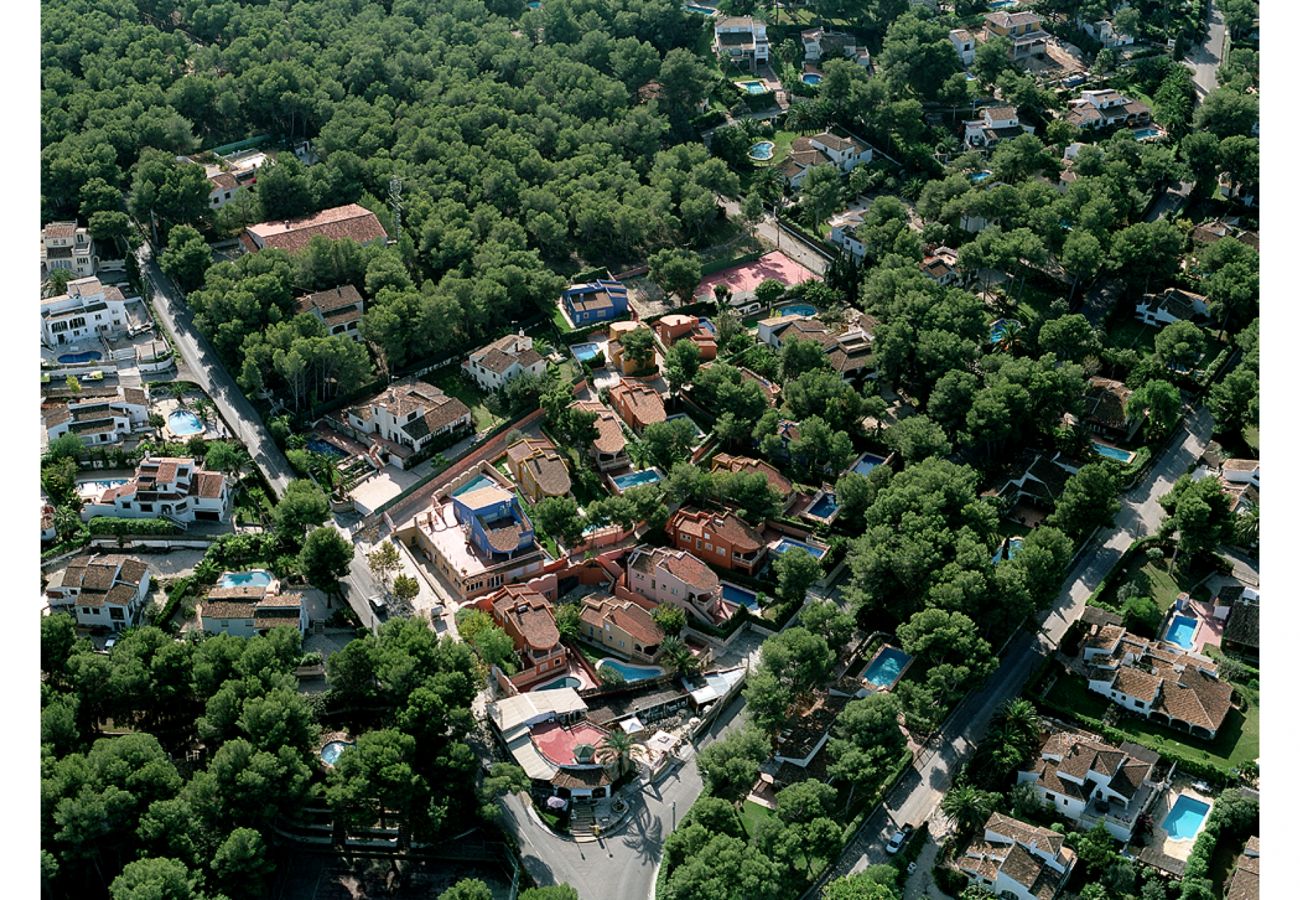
[561,279,629,326]
[452,484,536,561]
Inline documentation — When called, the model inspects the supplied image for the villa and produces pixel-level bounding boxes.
[402,474,547,600]
[43,385,149,447]
[608,381,666,433]
[625,545,725,624]
[1221,458,1260,490]
[240,203,388,254]
[1080,621,1235,739]
[1079,18,1134,48]
[41,276,135,346]
[560,279,629,327]
[1135,287,1209,328]
[957,813,1077,900]
[828,211,867,259]
[571,400,629,472]
[780,132,872,189]
[713,16,769,72]
[710,452,793,499]
[964,106,1033,149]
[921,247,961,285]
[476,584,569,690]
[1225,836,1260,900]
[606,321,657,375]
[756,314,873,380]
[654,314,717,361]
[45,553,151,632]
[486,689,618,799]
[996,452,1075,509]
[577,591,664,663]
[345,378,473,469]
[1017,726,1165,841]
[1065,89,1152,131]
[296,284,366,340]
[1081,376,1140,442]
[80,456,231,524]
[462,332,548,392]
[182,148,265,209]
[983,11,1049,59]
[773,692,850,768]
[664,507,766,575]
[506,437,572,504]
[41,221,110,280]
[800,28,869,66]
[949,28,976,66]
[197,579,307,637]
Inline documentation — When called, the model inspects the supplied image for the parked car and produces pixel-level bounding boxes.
[885,823,914,854]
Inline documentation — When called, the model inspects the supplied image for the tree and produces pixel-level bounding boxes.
[641,418,699,471]
[1108,221,1184,293]
[531,496,586,548]
[1154,321,1206,372]
[458,610,519,672]
[598,728,636,777]
[649,248,702,306]
[300,527,355,591]
[392,574,420,611]
[620,326,657,374]
[757,626,836,699]
[367,542,402,592]
[203,441,250,478]
[42,456,80,507]
[518,888,580,900]
[827,693,907,808]
[973,37,1013,86]
[1038,314,1101,362]
[1048,463,1121,540]
[775,779,837,825]
[1208,365,1258,440]
[799,599,855,653]
[272,479,330,540]
[652,604,687,637]
[1123,595,1163,638]
[788,416,855,481]
[780,336,831,380]
[941,785,999,837]
[1128,379,1182,440]
[128,148,210,237]
[1193,87,1259,139]
[109,857,197,900]
[885,415,951,463]
[822,869,902,900]
[256,156,316,220]
[756,278,788,309]
[88,210,130,243]
[158,224,210,292]
[801,164,844,226]
[555,603,582,641]
[695,724,770,800]
[773,548,822,605]
[664,339,701,395]
[441,879,493,900]
[211,828,274,898]
[1159,474,1234,565]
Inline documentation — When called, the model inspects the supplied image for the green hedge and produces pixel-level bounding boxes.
[155,576,195,633]
[87,517,180,536]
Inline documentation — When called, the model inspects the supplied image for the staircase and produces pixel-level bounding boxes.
[569,802,596,836]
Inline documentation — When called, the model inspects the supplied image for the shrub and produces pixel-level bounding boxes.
[86,517,179,536]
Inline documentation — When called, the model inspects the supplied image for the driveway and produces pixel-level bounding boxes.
[719,197,830,276]
[1185,0,1227,97]
[137,245,294,496]
[826,408,1215,886]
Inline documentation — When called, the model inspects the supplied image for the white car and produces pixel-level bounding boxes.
[885,823,914,854]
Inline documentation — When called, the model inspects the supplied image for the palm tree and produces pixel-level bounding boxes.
[941,785,999,837]
[192,396,213,424]
[998,698,1042,749]
[168,382,189,407]
[598,729,636,779]
[994,319,1024,354]
[660,637,701,677]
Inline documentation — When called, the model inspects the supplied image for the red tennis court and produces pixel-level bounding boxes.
[694,250,819,300]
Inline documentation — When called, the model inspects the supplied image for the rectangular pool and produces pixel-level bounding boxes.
[1092,442,1136,464]
[852,453,886,477]
[864,646,912,690]
[1162,795,1211,841]
[736,80,769,95]
[571,342,602,363]
[76,478,127,499]
[612,468,662,492]
[452,473,501,496]
[806,493,838,519]
[771,537,826,559]
[721,583,759,610]
[1164,614,1199,650]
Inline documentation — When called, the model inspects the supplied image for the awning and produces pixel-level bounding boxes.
[620,716,646,734]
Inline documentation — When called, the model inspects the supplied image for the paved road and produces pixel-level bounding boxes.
[137,245,294,496]
[500,690,750,900]
[1185,0,1226,97]
[719,197,830,276]
[824,407,1215,887]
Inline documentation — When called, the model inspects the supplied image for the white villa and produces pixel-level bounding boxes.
[949,28,976,66]
[713,16,769,72]
[1079,18,1134,48]
[462,333,548,392]
[296,285,366,339]
[1134,288,1209,328]
[41,276,134,347]
[346,378,473,469]
[196,576,307,637]
[1065,89,1152,131]
[958,813,1077,900]
[46,554,152,632]
[81,456,232,524]
[43,385,149,447]
[41,222,99,280]
[780,132,872,188]
[800,28,870,66]
[964,107,1033,149]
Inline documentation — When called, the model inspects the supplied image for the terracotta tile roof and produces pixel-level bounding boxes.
[245,203,387,254]
[297,284,364,316]
[467,334,544,374]
[609,381,667,430]
[1107,757,1152,801]
[489,585,560,651]
[121,387,148,406]
[209,172,240,191]
[579,593,664,648]
[999,843,1049,890]
[985,813,1065,856]
[200,600,257,619]
[1226,849,1260,900]
[1223,603,1259,649]
[1083,377,1132,430]
[507,439,571,497]
[668,507,763,553]
[194,471,226,499]
[573,400,626,455]
[629,546,720,594]
[206,585,267,601]
[44,221,79,240]
[710,453,792,496]
[1111,666,1162,704]
[1156,667,1233,733]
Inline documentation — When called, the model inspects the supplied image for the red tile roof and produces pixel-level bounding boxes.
[245,203,388,254]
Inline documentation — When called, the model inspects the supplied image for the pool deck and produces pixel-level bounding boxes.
[1144,783,1214,864]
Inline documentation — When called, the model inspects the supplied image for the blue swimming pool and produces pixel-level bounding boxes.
[852,453,886,477]
[722,583,759,610]
[802,73,823,86]
[1133,126,1161,141]
[320,740,354,766]
[58,350,102,364]
[527,0,540,7]
[808,493,838,519]
[988,0,1018,9]
[697,318,717,335]
[536,675,582,691]
[780,304,817,317]
[612,469,662,491]
[771,537,826,559]
[571,342,602,363]
[453,473,500,496]
[1162,796,1211,841]
[168,410,205,436]
[993,536,1024,564]
[748,141,775,161]
[1092,442,1135,464]
[220,570,273,589]
[307,437,348,459]
[989,318,1021,345]
[683,2,717,14]
[1165,614,1199,650]
[864,646,912,690]
[970,171,993,183]
[737,80,769,95]
[598,658,665,682]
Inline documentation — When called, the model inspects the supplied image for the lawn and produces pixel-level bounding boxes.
[1095,548,1209,616]
[1104,318,1159,356]
[740,799,830,877]
[428,370,504,432]
[1241,424,1259,453]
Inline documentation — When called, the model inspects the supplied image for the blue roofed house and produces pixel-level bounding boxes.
[561,280,630,327]
[454,484,538,566]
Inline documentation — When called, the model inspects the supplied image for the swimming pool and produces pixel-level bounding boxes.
[1133,126,1161,141]
[807,492,838,519]
[527,0,540,7]
[58,350,102,364]
[320,740,354,767]
[683,2,717,14]
[988,0,1018,9]
[571,342,603,363]
[536,675,582,691]
[802,73,823,86]
[737,80,769,95]
[779,304,817,317]
[1162,795,1211,841]
[1165,614,1199,650]
[771,537,826,559]
[722,583,760,610]
[220,570,273,589]
[748,141,775,161]
[168,410,205,436]
[697,318,717,335]
[307,437,348,459]
[453,473,501,496]
[864,646,912,690]
[76,478,127,499]
[992,536,1024,564]
[970,171,993,183]
[989,318,1021,345]
[598,658,665,682]
[1092,442,1136,464]
[612,468,662,492]
[852,453,886,477]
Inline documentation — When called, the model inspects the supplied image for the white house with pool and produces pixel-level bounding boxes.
[80,456,231,525]
[43,385,149,447]
[41,276,134,347]
[196,570,307,637]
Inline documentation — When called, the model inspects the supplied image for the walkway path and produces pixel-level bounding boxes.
[137,245,294,496]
